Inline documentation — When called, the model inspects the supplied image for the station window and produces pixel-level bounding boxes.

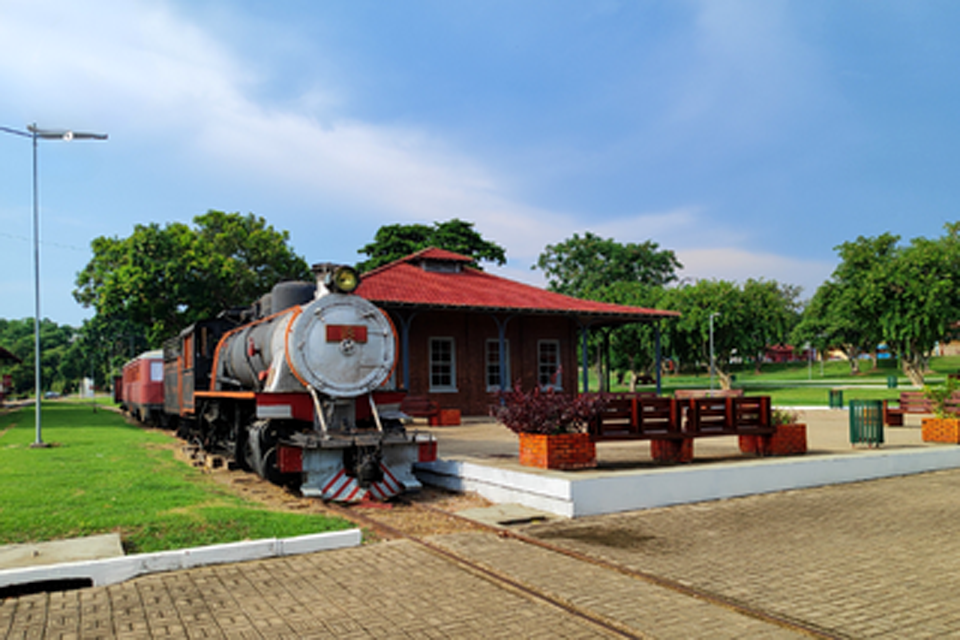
[486,339,510,392]
[538,340,561,390]
[429,337,457,392]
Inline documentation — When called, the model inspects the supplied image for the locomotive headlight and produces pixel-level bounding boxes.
[331,266,359,293]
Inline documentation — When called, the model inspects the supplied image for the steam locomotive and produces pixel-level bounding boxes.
[149,262,435,502]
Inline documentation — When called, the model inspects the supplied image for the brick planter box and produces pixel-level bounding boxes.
[518,432,596,470]
[428,409,461,426]
[650,438,693,463]
[739,424,807,456]
[922,418,960,443]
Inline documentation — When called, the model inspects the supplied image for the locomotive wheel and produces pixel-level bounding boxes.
[243,434,261,475]
[259,447,289,486]
[243,420,296,486]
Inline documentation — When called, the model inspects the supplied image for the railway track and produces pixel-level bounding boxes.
[327,496,843,640]
[173,424,842,638]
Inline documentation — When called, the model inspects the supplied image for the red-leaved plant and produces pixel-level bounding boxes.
[491,384,607,435]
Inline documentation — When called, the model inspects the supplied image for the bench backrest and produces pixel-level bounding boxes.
[897,390,960,414]
[685,396,772,436]
[674,388,745,399]
[590,395,771,440]
[400,395,440,417]
[898,392,930,412]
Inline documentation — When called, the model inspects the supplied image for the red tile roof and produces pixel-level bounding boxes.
[357,248,679,322]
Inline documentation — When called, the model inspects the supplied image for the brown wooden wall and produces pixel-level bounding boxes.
[388,310,578,416]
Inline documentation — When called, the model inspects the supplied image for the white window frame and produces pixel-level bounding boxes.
[538,339,562,390]
[429,337,457,392]
[485,339,511,392]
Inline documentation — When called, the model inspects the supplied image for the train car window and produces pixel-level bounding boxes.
[150,361,163,382]
[184,335,194,368]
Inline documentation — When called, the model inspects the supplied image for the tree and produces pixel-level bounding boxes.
[797,226,960,386]
[658,278,800,389]
[357,219,506,272]
[827,233,897,370]
[879,228,960,386]
[0,318,80,395]
[74,211,311,346]
[739,279,802,372]
[587,282,664,390]
[659,280,741,389]
[791,280,877,374]
[535,232,682,298]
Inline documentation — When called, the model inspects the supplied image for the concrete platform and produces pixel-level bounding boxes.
[0,529,361,594]
[414,408,960,518]
[0,534,124,570]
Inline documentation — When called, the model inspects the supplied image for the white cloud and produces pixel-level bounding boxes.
[0,0,836,321]
[0,0,550,235]
[676,247,834,298]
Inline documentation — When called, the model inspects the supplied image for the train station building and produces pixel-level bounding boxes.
[356,247,678,416]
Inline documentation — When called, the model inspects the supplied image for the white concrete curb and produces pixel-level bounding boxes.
[418,446,960,518]
[0,528,362,590]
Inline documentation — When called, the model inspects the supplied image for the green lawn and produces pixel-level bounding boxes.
[0,402,351,553]
[581,355,960,406]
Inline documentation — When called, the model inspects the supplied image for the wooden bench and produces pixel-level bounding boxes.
[400,395,440,419]
[589,395,773,441]
[674,388,744,399]
[588,396,682,441]
[883,391,960,426]
[684,396,772,437]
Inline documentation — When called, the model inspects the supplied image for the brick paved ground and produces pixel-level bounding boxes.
[429,532,801,639]
[1,541,612,639]
[7,435,960,637]
[520,466,960,638]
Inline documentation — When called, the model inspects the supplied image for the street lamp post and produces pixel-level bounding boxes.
[0,123,107,447]
[709,312,720,391]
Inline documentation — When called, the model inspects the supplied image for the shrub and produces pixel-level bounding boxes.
[772,407,799,426]
[923,377,959,419]
[491,384,607,435]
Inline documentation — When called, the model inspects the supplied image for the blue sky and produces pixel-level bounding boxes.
[2,0,959,327]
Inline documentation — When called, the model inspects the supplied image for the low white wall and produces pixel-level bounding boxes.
[417,447,960,518]
[416,461,576,517]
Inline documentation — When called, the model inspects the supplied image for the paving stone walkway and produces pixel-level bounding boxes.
[7,448,960,637]
[519,466,960,638]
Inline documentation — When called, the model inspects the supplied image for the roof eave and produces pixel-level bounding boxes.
[367,299,680,322]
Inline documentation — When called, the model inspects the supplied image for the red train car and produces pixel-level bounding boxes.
[120,349,165,424]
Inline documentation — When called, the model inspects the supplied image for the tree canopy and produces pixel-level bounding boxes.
[535,232,682,298]
[658,278,801,389]
[74,210,311,346]
[790,234,896,373]
[795,224,960,385]
[0,318,82,396]
[586,282,664,390]
[357,219,506,272]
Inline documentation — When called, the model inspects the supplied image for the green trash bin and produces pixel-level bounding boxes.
[887,375,898,389]
[849,399,884,447]
[829,389,843,409]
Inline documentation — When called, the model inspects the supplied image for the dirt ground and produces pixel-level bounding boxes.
[172,442,493,538]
